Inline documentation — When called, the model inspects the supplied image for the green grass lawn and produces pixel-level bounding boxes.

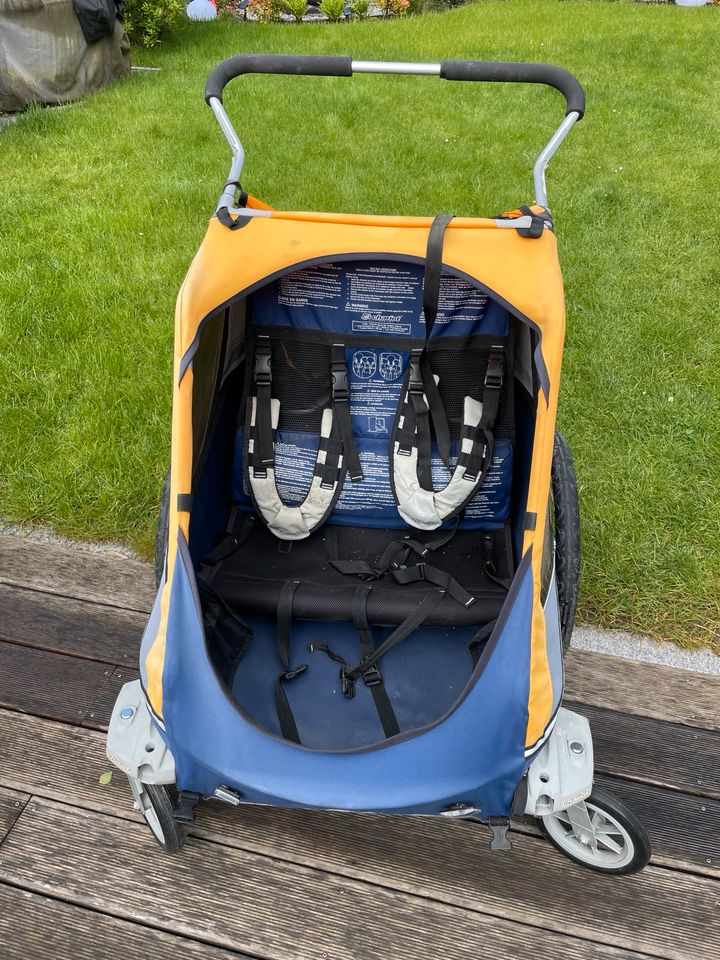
[1,0,718,649]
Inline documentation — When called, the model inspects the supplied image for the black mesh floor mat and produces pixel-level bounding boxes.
[202,520,512,628]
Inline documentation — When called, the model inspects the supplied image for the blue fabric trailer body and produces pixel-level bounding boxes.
[160,533,533,816]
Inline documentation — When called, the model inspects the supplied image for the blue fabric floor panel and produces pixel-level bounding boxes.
[231,615,478,750]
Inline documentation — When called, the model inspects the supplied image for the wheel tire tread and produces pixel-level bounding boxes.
[540,785,652,875]
[145,783,185,854]
[552,432,581,653]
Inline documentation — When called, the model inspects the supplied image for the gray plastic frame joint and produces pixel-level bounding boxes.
[208,61,580,213]
[524,707,594,816]
[106,679,176,785]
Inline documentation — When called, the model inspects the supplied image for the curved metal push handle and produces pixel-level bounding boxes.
[205,55,353,103]
[206,54,585,118]
[205,55,586,211]
[439,60,584,118]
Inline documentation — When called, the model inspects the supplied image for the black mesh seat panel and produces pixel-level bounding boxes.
[204,522,511,628]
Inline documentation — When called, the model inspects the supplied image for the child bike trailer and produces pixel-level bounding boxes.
[107,55,652,875]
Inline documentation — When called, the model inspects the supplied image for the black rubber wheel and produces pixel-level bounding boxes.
[540,785,652,875]
[128,777,185,854]
[551,432,581,653]
[154,468,171,588]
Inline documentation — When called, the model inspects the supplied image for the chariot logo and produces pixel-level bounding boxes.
[352,351,377,379]
[379,352,403,381]
[361,312,403,324]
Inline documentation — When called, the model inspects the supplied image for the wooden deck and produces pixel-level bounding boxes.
[0,533,718,960]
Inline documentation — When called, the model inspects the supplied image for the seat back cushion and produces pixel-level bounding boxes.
[232,259,515,530]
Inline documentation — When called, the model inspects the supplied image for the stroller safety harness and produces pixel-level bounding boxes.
[389,213,505,530]
[106,54,652,876]
[247,334,362,540]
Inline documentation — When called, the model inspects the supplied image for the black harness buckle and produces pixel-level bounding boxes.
[281,664,308,683]
[361,663,383,687]
[484,348,504,390]
[254,349,272,386]
[408,356,424,395]
[340,667,356,699]
[331,362,349,401]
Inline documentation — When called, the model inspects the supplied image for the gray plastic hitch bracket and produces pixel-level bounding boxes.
[106,679,176,785]
[524,707,594,816]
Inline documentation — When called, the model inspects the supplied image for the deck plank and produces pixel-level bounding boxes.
[0,641,115,725]
[0,535,154,613]
[569,702,720,799]
[565,648,720,731]
[80,666,139,730]
[0,797,702,960]
[0,787,28,844]
[0,710,127,816]
[596,774,720,875]
[0,583,144,664]
[0,885,256,960]
[0,708,718,883]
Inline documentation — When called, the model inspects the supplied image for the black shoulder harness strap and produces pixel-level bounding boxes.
[246,332,361,540]
[395,215,454,476]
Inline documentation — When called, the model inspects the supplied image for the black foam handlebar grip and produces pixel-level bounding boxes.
[205,54,353,104]
[440,61,585,119]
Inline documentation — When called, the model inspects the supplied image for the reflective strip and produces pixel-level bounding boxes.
[247,401,341,540]
[393,395,486,530]
[524,705,560,758]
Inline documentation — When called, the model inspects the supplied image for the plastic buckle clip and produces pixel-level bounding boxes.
[281,664,308,683]
[408,358,424,394]
[254,350,272,385]
[340,667,356,699]
[484,351,504,390]
[332,363,349,401]
[361,663,383,687]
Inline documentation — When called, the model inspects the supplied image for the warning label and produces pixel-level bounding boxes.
[277,266,343,311]
[436,277,489,325]
[346,265,420,336]
[335,444,397,524]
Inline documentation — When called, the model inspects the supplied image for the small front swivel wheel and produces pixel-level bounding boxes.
[128,775,185,854]
[540,785,651,875]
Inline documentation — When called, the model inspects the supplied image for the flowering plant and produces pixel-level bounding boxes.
[247,0,284,20]
[377,0,409,14]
